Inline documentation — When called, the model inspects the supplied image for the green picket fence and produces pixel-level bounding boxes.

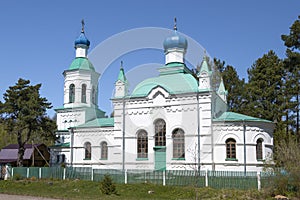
[208,171,258,190]
[166,170,205,187]
[127,170,163,184]
[9,167,270,190]
[93,169,124,183]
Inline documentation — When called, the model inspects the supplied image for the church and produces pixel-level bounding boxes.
[50,21,274,172]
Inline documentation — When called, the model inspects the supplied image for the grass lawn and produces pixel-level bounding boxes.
[0,179,274,199]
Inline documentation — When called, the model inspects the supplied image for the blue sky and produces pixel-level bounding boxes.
[0,1,299,117]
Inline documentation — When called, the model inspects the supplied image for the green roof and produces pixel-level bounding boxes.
[131,73,198,97]
[76,118,114,128]
[68,57,95,71]
[49,142,70,148]
[214,112,272,123]
[117,67,127,83]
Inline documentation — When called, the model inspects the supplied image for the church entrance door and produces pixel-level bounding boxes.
[154,146,166,170]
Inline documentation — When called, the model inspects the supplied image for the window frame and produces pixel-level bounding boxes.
[137,130,148,159]
[154,119,166,147]
[69,84,75,103]
[84,142,91,160]
[256,138,263,161]
[225,138,237,161]
[172,128,185,159]
[81,84,87,103]
[100,141,108,160]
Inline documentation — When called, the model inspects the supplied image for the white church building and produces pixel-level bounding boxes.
[51,22,274,172]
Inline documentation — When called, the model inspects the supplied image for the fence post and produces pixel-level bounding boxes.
[163,170,166,186]
[257,172,261,190]
[205,169,208,187]
[5,165,10,180]
[91,168,94,181]
[27,167,29,178]
[11,167,14,178]
[124,169,127,184]
[39,168,41,179]
[63,168,66,180]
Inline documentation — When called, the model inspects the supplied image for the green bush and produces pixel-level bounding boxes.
[99,174,117,195]
[13,173,23,181]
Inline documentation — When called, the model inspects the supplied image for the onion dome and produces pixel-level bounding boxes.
[74,19,90,47]
[163,18,187,51]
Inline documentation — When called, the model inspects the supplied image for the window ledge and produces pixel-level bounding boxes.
[83,158,91,160]
[225,158,238,161]
[172,158,185,160]
[100,158,108,160]
[257,159,265,162]
[136,158,148,161]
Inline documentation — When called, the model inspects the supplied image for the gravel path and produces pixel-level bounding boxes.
[0,194,60,200]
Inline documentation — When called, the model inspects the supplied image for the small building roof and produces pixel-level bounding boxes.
[0,144,45,164]
[214,112,272,123]
[75,118,114,128]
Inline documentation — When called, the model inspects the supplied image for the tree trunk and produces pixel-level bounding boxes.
[17,131,24,167]
[17,146,24,167]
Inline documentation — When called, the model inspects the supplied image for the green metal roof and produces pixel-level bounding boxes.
[117,67,127,83]
[131,72,198,97]
[49,142,70,148]
[76,118,114,128]
[214,112,272,123]
[68,57,95,71]
[217,79,227,95]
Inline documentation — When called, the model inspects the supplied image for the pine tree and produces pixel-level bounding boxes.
[100,174,117,195]
[0,78,56,166]
[221,65,246,113]
[212,58,246,112]
[244,50,284,122]
[281,16,300,139]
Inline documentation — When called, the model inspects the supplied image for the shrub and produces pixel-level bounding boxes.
[13,173,23,181]
[100,174,117,195]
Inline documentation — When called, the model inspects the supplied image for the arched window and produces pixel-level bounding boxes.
[100,141,108,160]
[92,86,96,104]
[172,128,185,159]
[137,130,148,158]
[81,84,86,103]
[154,119,166,146]
[69,84,75,103]
[84,142,91,160]
[226,138,236,159]
[256,139,263,160]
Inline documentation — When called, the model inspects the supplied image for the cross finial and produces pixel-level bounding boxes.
[174,17,177,31]
[81,19,85,33]
[120,61,123,70]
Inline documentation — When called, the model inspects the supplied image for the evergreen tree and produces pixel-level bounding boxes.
[281,16,300,138]
[244,50,284,122]
[0,78,56,166]
[213,58,246,112]
[221,65,246,113]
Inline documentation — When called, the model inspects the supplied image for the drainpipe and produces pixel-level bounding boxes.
[122,97,126,171]
[197,92,201,172]
[243,120,246,175]
[70,128,74,166]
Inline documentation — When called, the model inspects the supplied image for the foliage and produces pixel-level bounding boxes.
[213,58,246,113]
[0,179,275,200]
[100,174,117,195]
[0,78,57,166]
[281,15,300,138]
[244,50,284,121]
[268,138,300,197]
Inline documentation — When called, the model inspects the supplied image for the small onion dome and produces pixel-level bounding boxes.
[163,30,188,51]
[74,32,90,47]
